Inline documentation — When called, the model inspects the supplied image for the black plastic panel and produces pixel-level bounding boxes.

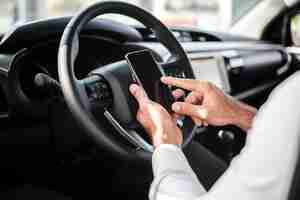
[0,17,143,53]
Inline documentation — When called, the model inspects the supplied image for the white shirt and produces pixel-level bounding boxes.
[149,71,300,200]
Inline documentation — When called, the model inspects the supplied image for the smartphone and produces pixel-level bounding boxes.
[125,50,175,112]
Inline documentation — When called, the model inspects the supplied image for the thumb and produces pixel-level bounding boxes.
[129,84,148,106]
[172,102,208,120]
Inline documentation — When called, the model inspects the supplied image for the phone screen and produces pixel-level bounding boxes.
[126,50,174,111]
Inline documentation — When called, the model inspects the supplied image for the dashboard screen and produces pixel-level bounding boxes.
[190,57,230,92]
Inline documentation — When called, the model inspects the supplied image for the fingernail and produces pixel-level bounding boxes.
[161,76,169,82]
[130,84,139,93]
[172,103,181,112]
[198,108,208,119]
[173,91,180,98]
[195,119,202,126]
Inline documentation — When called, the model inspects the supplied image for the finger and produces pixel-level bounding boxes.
[172,113,179,123]
[172,89,185,100]
[161,77,207,92]
[137,110,147,125]
[185,91,204,104]
[172,102,208,120]
[161,77,197,91]
[172,113,181,121]
[129,84,148,105]
[136,110,143,123]
[137,111,152,135]
[193,117,203,126]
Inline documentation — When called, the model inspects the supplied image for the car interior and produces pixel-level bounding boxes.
[1,0,300,199]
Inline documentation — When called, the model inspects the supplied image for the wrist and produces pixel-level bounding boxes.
[232,102,257,132]
[151,129,182,148]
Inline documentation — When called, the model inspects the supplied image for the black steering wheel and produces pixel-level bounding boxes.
[58,1,197,161]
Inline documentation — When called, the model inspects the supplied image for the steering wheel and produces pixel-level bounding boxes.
[58,1,196,161]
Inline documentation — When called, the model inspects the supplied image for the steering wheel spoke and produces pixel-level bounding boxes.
[103,110,154,152]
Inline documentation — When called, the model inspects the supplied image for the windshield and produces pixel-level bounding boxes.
[0,0,263,34]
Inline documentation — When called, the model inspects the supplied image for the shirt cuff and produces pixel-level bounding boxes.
[152,144,194,177]
[150,144,206,200]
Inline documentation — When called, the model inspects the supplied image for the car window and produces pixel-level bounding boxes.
[232,0,263,23]
[0,0,263,34]
[0,0,15,33]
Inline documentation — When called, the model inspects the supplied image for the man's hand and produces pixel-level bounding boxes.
[129,84,182,148]
[161,77,257,131]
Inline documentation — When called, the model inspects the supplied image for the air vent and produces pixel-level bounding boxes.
[136,27,221,42]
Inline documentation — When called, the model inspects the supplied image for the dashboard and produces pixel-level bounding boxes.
[0,17,291,122]
[0,17,294,163]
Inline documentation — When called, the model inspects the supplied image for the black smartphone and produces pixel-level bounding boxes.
[125,50,175,112]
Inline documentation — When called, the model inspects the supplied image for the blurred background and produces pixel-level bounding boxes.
[0,0,263,34]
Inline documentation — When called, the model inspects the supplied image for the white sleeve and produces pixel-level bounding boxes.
[149,144,206,200]
[150,71,300,200]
